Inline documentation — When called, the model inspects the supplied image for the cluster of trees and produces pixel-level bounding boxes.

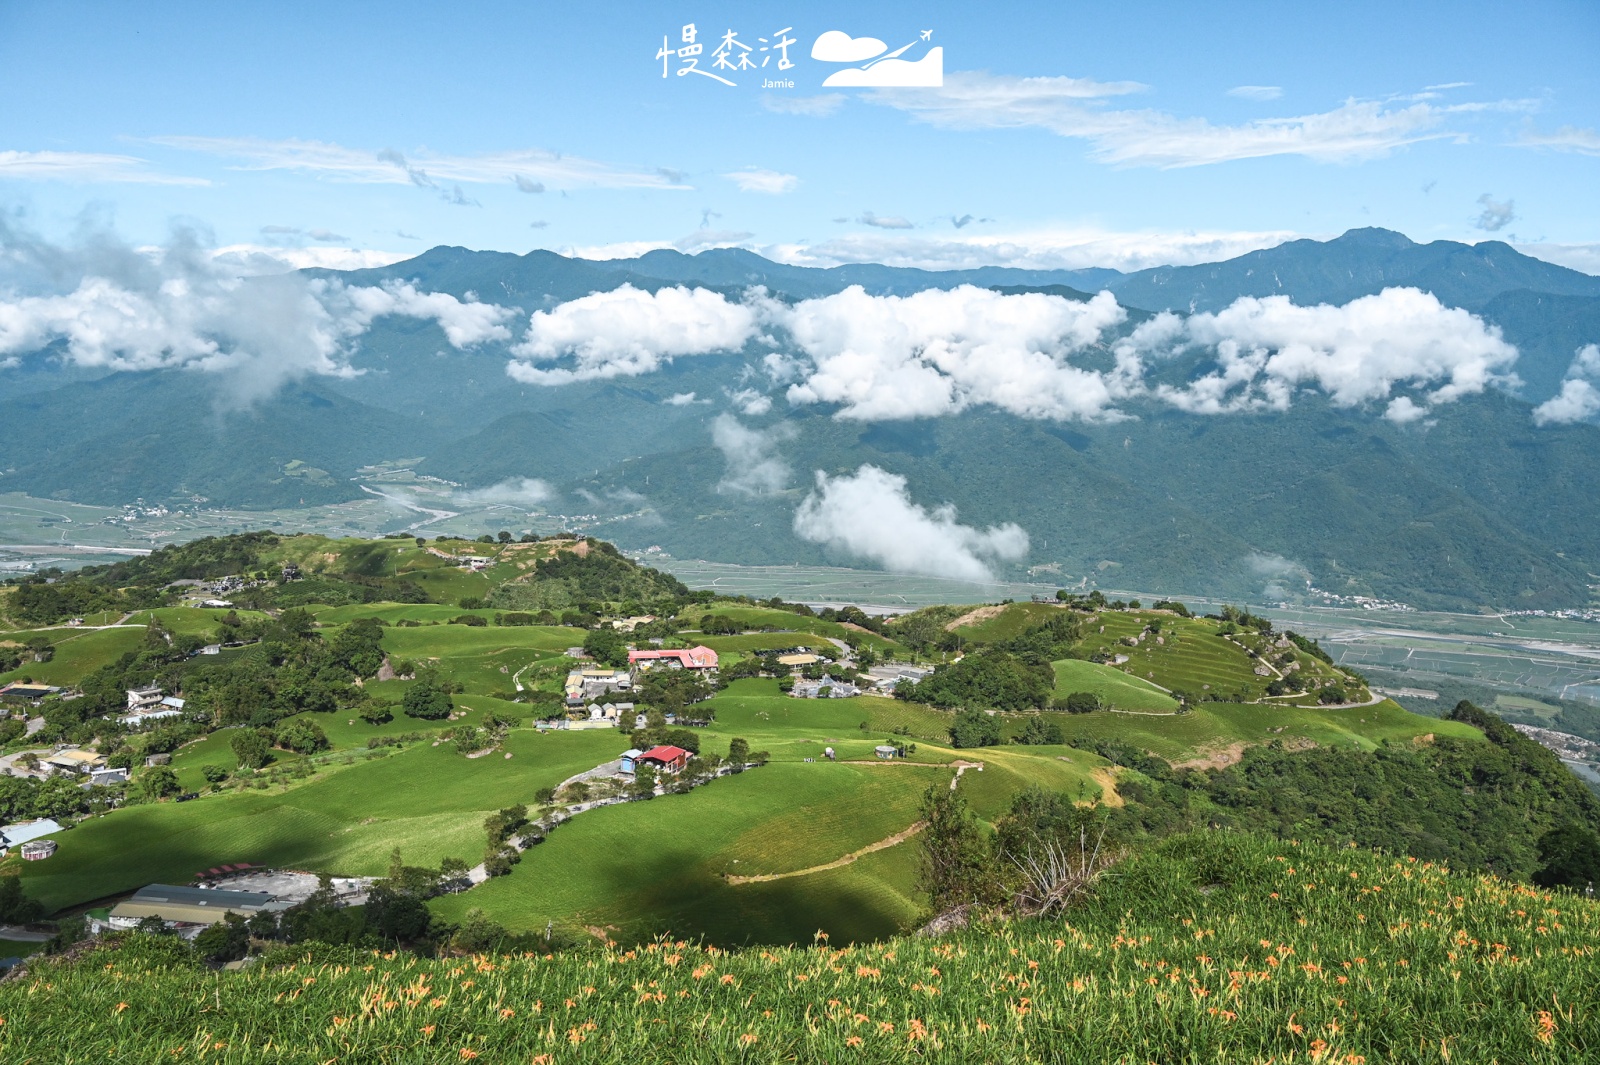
[897,650,1054,713]
[948,709,1066,748]
[920,701,1600,918]
[487,540,689,612]
[1071,701,1600,886]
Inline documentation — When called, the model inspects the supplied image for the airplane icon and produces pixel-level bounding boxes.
[920,30,932,41]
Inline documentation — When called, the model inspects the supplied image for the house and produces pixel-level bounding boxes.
[126,686,164,712]
[587,701,634,722]
[637,744,691,774]
[107,883,290,931]
[198,644,222,655]
[874,745,899,760]
[0,682,61,702]
[44,749,105,775]
[458,555,494,571]
[0,818,61,853]
[619,748,644,774]
[628,646,718,672]
[89,766,130,787]
[200,598,233,608]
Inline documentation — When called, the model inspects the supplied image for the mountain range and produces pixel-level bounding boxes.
[3,228,1599,611]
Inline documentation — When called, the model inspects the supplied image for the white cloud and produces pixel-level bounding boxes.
[858,211,914,229]
[760,94,846,117]
[725,168,799,194]
[332,281,514,348]
[780,285,1133,421]
[1474,194,1515,232]
[1383,396,1430,424]
[457,477,553,508]
[1151,287,1518,413]
[769,226,1299,272]
[793,465,1029,581]
[1227,85,1283,101]
[1514,243,1600,276]
[506,284,760,383]
[149,136,690,191]
[1534,345,1600,426]
[711,414,792,496]
[1518,124,1600,157]
[207,244,411,274]
[866,72,1495,167]
[0,220,511,403]
[673,229,755,253]
[665,391,699,405]
[0,149,207,185]
[728,388,773,416]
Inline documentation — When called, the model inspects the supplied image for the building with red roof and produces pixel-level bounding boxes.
[628,645,718,671]
[637,744,691,774]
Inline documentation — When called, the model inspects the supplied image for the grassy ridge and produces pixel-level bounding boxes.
[6,832,1598,1062]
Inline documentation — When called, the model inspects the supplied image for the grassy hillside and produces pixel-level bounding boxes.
[4,533,1593,955]
[6,832,1599,1063]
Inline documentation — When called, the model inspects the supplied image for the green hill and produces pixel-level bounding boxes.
[4,534,1598,955]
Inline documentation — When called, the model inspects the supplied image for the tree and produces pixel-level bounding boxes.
[949,709,1002,749]
[1016,716,1064,745]
[365,885,433,943]
[201,764,229,783]
[632,765,657,800]
[192,913,249,963]
[130,765,181,803]
[727,737,750,768]
[359,701,394,725]
[403,683,453,720]
[582,627,629,668]
[231,729,273,770]
[917,785,998,912]
[1058,692,1101,714]
[0,874,43,924]
[1534,823,1600,889]
[274,718,329,754]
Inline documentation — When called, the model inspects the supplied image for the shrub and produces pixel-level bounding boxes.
[403,683,453,720]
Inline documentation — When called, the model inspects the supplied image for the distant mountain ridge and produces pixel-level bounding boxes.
[4,229,1599,611]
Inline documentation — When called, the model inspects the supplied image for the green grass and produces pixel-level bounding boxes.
[1051,658,1181,711]
[0,937,46,959]
[949,600,1064,642]
[9,832,1599,1063]
[432,761,937,945]
[0,624,144,686]
[1057,699,1480,764]
[695,602,906,655]
[12,729,624,913]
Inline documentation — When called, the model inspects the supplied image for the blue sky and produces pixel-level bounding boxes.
[2,0,1597,273]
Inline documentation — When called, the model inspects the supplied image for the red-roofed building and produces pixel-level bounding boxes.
[637,745,691,774]
[628,645,718,671]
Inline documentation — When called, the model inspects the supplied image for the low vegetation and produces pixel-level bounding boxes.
[5,831,1598,1062]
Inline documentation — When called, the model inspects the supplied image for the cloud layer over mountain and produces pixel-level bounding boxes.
[498,281,1526,425]
[0,218,511,401]
[793,464,1030,581]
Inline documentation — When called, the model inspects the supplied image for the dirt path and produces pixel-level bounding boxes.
[725,822,927,885]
